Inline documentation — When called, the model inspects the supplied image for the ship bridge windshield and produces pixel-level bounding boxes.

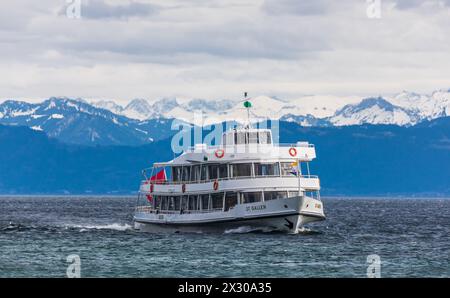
[222,130,272,146]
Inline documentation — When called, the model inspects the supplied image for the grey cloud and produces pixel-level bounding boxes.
[63,0,159,19]
[54,21,331,62]
[1,0,450,101]
[262,0,328,16]
[393,0,450,9]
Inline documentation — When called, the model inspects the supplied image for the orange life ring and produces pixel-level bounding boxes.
[182,183,186,193]
[150,183,154,193]
[215,149,225,158]
[289,147,297,157]
[213,180,219,191]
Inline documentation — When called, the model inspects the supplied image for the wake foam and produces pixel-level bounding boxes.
[224,226,278,234]
[66,223,133,231]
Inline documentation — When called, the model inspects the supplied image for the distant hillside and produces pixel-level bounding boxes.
[0,125,174,194]
[279,117,450,196]
[0,118,449,195]
[0,98,176,146]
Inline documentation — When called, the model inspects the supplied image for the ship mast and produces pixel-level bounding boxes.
[243,92,252,129]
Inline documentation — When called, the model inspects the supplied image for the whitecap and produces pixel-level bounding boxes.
[224,226,277,234]
[66,223,132,231]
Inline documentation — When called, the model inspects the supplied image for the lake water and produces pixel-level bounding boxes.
[0,196,449,277]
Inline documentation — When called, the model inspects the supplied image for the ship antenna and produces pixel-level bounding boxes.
[243,92,252,129]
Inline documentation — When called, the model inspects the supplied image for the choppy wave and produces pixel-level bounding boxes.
[1,222,28,231]
[1,222,133,232]
[66,223,133,231]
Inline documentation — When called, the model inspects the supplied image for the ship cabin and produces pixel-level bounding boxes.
[137,128,321,214]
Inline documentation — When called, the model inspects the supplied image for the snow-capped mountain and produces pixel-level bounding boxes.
[389,90,450,120]
[92,95,362,126]
[328,97,419,126]
[122,98,154,120]
[328,90,450,126]
[2,88,450,146]
[92,98,156,120]
[93,100,124,115]
[93,97,239,124]
[0,97,175,146]
[91,89,450,127]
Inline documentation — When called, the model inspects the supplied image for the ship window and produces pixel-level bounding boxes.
[188,195,199,210]
[242,192,262,204]
[249,132,258,144]
[155,196,161,209]
[197,195,202,209]
[211,192,224,209]
[201,194,210,210]
[232,163,252,177]
[254,163,280,176]
[181,196,188,210]
[172,167,182,182]
[168,196,177,210]
[225,132,234,145]
[201,164,208,181]
[264,191,288,201]
[237,132,247,144]
[191,165,201,182]
[305,191,320,201]
[258,131,271,144]
[208,164,219,180]
[224,192,238,211]
[218,164,228,179]
[182,166,191,182]
[174,196,181,210]
[280,162,297,176]
[160,196,168,210]
[288,191,298,198]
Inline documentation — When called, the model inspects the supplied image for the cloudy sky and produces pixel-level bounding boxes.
[1,0,450,104]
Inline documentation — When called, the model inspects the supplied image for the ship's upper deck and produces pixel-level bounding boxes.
[154,128,316,167]
[221,128,273,146]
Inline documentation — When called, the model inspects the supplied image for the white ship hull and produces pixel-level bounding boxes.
[133,195,325,234]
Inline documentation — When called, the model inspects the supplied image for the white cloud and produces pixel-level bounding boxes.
[0,0,449,104]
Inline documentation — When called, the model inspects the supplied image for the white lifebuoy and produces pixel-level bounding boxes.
[289,147,297,157]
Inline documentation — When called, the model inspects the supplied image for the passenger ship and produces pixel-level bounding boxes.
[134,100,325,234]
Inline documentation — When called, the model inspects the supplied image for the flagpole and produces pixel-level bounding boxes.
[297,158,301,196]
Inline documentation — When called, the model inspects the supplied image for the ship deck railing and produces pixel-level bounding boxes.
[135,206,223,214]
[184,143,314,152]
[140,174,319,186]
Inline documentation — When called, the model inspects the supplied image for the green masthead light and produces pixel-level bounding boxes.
[243,101,252,108]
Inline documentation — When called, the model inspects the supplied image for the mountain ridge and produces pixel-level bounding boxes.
[0,97,177,146]
[90,89,450,126]
[1,88,450,146]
